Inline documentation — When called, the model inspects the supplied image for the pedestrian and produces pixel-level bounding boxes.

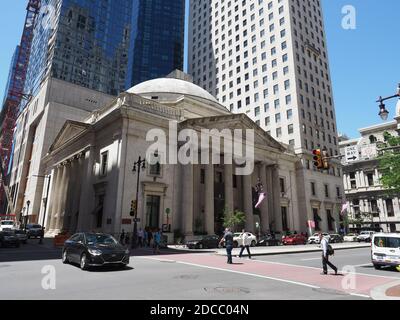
[153,229,161,254]
[238,229,252,259]
[320,233,338,275]
[219,228,234,264]
[125,232,130,246]
[148,228,153,247]
[143,228,148,247]
[138,228,144,247]
[120,229,125,245]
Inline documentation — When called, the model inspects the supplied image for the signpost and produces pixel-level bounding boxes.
[345,146,359,163]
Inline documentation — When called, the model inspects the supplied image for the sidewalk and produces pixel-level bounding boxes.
[167,242,371,256]
[371,280,400,300]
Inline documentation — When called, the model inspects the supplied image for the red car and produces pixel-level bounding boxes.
[282,234,307,245]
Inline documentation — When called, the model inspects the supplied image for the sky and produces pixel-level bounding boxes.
[1,0,399,138]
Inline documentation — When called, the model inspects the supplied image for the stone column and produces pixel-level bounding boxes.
[182,164,194,236]
[46,168,59,232]
[224,163,234,216]
[243,173,254,233]
[259,163,270,233]
[205,163,215,235]
[55,163,69,231]
[70,155,84,233]
[271,165,282,232]
[51,166,65,232]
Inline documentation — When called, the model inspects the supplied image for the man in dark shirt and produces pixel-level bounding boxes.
[219,228,234,264]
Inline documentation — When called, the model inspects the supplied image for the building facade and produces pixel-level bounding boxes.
[39,73,309,239]
[8,77,114,224]
[127,0,186,87]
[189,0,344,233]
[339,106,400,233]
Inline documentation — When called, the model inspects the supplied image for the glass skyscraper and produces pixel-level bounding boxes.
[127,0,186,87]
[24,0,132,98]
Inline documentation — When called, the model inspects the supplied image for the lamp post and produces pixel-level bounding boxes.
[376,83,400,120]
[131,156,146,249]
[25,200,31,230]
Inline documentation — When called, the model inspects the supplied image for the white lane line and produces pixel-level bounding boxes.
[301,258,322,261]
[350,293,371,298]
[140,256,320,289]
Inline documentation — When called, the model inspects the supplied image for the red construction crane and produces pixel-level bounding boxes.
[0,0,41,213]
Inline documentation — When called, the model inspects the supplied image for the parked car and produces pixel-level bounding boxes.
[308,233,330,244]
[0,220,17,232]
[14,230,28,244]
[0,231,20,248]
[357,231,375,242]
[25,224,44,239]
[62,233,130,270]
[186,235,220,249]
[257,234,281,247]
[371,233,400,270]
[329,234,344,243]
[282,234,307,245]
[220,232,258,248]
[343,233,358,242]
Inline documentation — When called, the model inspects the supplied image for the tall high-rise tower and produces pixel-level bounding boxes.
[189,0,344,233]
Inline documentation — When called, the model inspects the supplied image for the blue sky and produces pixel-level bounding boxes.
[1,0,399,138]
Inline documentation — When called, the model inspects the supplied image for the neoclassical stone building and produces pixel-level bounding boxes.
[41,72,313,239]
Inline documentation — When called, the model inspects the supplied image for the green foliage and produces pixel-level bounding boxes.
[378,136,400,194]
[222,207,246,232]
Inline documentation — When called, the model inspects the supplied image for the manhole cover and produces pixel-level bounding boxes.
[204,287,250,295]
[174,274,199,280]
[312,288,349,296]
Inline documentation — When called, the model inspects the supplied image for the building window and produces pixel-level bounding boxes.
[200,169,205,184]
[324,185,329,198]
[311,182,316,196]
[386,199,394,217]
[367,172,374,186]
[280,178,285,194]
[349,172,357,189]
[100,152,108,176]
[327,209,334,231]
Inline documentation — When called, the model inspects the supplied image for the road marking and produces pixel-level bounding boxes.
[352,263,372,268]
[301,258,322,261]
[141,256,321,289]
[350,293,371,298]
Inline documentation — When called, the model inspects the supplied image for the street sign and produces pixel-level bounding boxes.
[345,146,359,163]
[133,218,141,223]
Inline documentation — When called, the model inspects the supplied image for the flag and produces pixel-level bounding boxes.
[340,203,349,215]
[255,192,266,209]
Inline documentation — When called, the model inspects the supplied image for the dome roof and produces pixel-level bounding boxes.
[127,78,218,103]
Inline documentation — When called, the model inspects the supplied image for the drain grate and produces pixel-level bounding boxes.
[204,287,251,295]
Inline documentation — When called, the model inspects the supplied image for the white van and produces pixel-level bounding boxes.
[371,233,400,270]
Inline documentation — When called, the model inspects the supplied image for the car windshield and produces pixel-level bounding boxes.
[374,237,400,248]
[86,234,117,245]
[1,221,14,225]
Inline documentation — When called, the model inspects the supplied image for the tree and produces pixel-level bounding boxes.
[222,207,246,232]
[378,135,400,194]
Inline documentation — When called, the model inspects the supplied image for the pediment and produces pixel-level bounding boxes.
[180,114,286,152]
[49,120,90,153]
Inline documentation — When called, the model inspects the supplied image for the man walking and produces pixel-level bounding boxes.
[238,229,252,259]
[153,229,161,254]
[320,233,338,275]
[219,228,234,264]
[138,228,144,247]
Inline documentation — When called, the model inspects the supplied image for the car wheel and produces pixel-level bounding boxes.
[80,253,88,271]
[62,250,69,264]
[374,264,381,270]
[251,240,256,247]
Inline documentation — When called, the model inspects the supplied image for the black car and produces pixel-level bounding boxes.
[257,234,281,247]
[186,235,220,249]
[329,234,344,243]
[25,224,44,239]
[62,233,130,270]
[15,230,28,244]
[0,231,20,248]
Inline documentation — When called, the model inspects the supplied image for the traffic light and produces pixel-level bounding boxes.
[312,149,323,169]
[130,200,137,217]
[322,149,330,170]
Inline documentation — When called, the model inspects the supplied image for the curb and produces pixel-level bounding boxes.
[370,280,400,300]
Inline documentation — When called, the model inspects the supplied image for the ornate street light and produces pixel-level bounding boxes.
[376,83,400,121]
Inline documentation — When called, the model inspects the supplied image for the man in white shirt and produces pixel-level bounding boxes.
[320,233,338,275]
[238,229,252,259]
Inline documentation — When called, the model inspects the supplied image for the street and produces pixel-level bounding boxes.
[1,241,399,300]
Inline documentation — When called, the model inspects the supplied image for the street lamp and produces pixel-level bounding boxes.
[131,156,146,249]
[376,83,400,121]
[25,200,31,230]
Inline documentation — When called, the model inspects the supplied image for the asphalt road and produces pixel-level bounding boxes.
[0,241,398,300]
